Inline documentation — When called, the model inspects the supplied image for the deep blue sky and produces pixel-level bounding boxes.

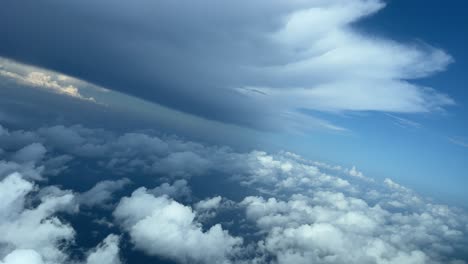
[359,0,468,205]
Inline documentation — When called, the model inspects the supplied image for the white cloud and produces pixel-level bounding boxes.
[347,165,365,179]
[0,165,123,264]
[113,188,243,264]
[227,0,454,130]
[242,189,467,264]
[0,249,45,264]
[0,124,467,263]
[245,1,454,116]
[86,234,122,264]
[194,196,226,222]
[195,196,223,212]
[0,173,76,263]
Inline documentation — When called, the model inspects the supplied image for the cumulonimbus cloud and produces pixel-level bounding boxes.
[0,0,455,131]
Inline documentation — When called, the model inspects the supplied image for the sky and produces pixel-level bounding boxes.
[0,1,467,264]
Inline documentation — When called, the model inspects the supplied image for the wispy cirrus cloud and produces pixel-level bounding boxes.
[448,136,468,148]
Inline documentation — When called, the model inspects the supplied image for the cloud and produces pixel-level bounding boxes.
[448,137,468,148]
[386,114,422,129]
[195,196,223,212]
[194,196,225,222]
[346,165,366,179]
[113,188,243,264]
[0,249,45,264]
[0,173,76,263]
[11,142,46,163]
[0,160,44,181]
[150,179,192,201]
[241,188,468,263]
[0,58,96,101]
[152,151,211,178]
[0,123,467,263]
[85,234,121,264]
[79,178,131,208]
[7,125,218,179]
[0,0,454,131]
[0,170,123,264]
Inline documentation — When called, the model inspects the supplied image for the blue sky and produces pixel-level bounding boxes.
[316,0,468,206]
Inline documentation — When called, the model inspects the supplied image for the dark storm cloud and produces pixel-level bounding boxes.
[0,0,279,127]
[0,0,454,130]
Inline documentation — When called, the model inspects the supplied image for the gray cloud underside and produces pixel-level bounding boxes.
[0,0,454,130]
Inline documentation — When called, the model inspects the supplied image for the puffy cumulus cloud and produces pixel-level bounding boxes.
[195,196,223,212]
[0,58,97,101]
[28,125,213,178]
[0,127,75,181]
[0,170,123,264]
[194,196,235,222]
[0,124,467,263]
[0,0,454,131]
[231,152,468,263]
[219,151,355,197]
[241,188,468,263]
[0,160,44,181]
[0,173,76,263]
[0,126,39,150]
[152,151,211,178]
[150,179,192,201]
[0,249,45,264]
[85,234,121,264]
[113,188,243,264]
[79,178,131,208]
[11,142,46,164]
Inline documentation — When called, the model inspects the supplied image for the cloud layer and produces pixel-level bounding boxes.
[0,0,454,130]
[0,123,467,263]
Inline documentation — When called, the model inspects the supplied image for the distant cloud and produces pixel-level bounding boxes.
[0,58,98,101]
[150,179,192,201]
[11,142,46,163]
[386,114,422,129]
[448,137,468,148]
[79,178,131,208]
